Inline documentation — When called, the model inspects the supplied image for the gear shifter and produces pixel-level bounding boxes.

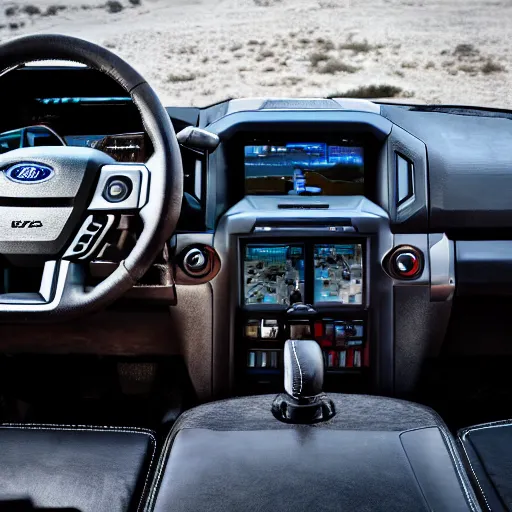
[271,339,336,424]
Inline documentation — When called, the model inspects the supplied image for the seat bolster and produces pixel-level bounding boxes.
[0,423,157,512]
[458,420,512,512]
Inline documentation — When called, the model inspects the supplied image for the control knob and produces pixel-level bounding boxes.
[183,247,208,276]
[388,245,423,279]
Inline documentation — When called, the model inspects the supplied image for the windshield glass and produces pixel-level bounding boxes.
[0,0,510,108]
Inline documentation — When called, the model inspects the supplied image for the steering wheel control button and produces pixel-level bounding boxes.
[183,247,208,276]
[63,214,116,260]
[87,221,102,232]
[388,245,423,280]
[89,164,147,211]
[108,182,126,198]
[103,177,132,203]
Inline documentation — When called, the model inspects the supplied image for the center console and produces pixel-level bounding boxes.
[238,238,368,394]
[212,195,395,397]
[201,106,455,400]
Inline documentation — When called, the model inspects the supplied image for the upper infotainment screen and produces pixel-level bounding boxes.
[244,142,364,195]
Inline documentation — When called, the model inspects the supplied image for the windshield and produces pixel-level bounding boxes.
[0,0,510,109]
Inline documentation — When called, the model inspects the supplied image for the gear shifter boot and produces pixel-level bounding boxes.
[272,339,335,424]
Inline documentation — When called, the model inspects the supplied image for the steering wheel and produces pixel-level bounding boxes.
[0,34,183,321]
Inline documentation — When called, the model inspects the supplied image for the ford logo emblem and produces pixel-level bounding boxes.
[4,163,54,184]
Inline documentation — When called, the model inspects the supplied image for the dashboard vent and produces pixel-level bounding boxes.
[262,99,339,110]
[278,203,330,209]
[396,153,414,205]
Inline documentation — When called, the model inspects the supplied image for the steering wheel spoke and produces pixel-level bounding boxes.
[62,213,116,261]
[88,163,150,212]
[62,163,150,261]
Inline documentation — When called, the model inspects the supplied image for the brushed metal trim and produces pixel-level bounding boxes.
[430,233,455,302]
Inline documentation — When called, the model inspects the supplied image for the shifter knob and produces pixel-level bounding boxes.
[284,339,324,399]
[272,339,335,424]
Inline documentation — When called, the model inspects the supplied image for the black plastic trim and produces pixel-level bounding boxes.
[386,125,428,233]
[456,240,512,296]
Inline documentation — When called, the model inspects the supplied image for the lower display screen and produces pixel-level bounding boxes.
[314,244,363,304]
[244,244,305,306]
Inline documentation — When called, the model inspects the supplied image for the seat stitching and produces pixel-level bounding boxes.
[437,428,479,512]
[291,340,303,396]
[1,423,157,512]
[146,427,180,509]
[461,419,512,436]
[398,425,477,510]
[136,432,157,512]
[0,423,155,438]
[419,411,481,512]
[459,434,491,511]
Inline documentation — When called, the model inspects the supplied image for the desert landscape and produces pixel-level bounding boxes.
[0,0,511,108]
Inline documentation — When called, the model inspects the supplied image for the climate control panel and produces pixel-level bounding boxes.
[237,313,368,394]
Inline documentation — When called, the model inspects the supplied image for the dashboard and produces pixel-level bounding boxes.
[2,65,512,403]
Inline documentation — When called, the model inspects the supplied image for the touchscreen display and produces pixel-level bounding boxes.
[244,244,305,306]
[314,244,363,304]
[244,142,364,195]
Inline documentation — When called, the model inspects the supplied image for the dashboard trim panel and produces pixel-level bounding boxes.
[207,110,393,140]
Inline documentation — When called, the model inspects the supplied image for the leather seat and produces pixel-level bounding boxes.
[459,420,512,512]
[0,424,156,512]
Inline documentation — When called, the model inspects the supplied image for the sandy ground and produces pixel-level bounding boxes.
[0,0,511,108]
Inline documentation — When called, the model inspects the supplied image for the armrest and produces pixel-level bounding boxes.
[146,395,479,512]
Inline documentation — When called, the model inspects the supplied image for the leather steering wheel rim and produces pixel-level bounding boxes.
[0,34,183,321]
